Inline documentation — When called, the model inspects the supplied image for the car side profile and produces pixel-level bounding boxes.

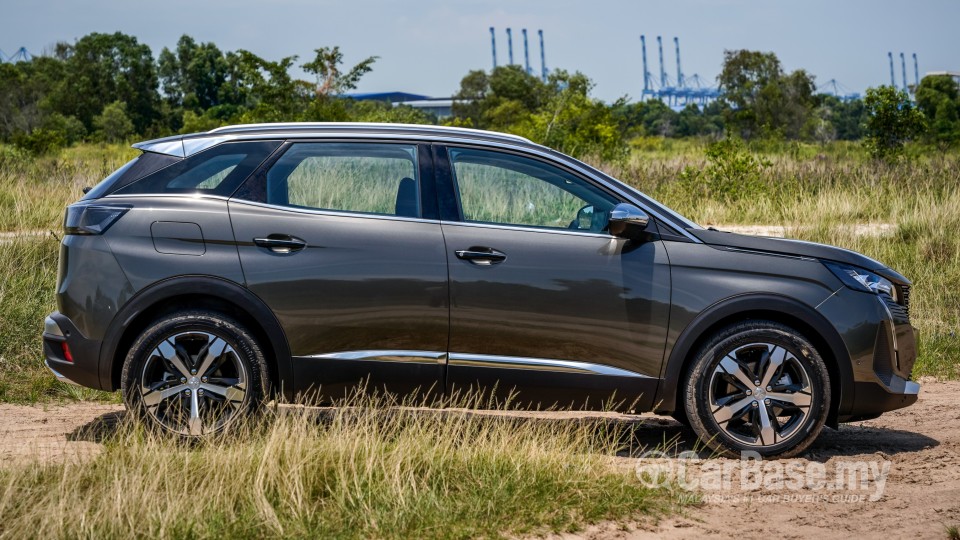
[42,123,919,457]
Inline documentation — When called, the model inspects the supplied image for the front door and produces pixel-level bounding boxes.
[439,145,671,411]
[229,141,448,401]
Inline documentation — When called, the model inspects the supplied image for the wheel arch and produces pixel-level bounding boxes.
[655,293,852,428]
[98,276,294,400]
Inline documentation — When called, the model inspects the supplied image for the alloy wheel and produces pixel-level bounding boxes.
[707,342,813,447]
[139,331,248,435]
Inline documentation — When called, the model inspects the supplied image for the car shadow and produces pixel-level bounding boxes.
[67,410,127,443]
[66,407,939,462]
[616,416,939,461]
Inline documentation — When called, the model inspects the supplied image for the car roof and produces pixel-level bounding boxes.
[132,122,538,158]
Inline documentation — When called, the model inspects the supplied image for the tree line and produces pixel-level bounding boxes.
[1,31,957,160]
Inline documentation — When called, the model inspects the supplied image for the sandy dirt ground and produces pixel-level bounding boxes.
[1,381,957,539]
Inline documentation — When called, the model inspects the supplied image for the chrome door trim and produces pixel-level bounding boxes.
[227,198,442,225]
[440,219,621,240]
[448,353,653,378]
[305,350,448,364]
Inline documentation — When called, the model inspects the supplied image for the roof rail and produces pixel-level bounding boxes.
[206,122,533,144]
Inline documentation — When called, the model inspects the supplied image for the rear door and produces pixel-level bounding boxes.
[228,141,448,401]
[437,145,671,411]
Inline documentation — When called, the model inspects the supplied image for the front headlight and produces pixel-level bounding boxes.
[823,261,896,299]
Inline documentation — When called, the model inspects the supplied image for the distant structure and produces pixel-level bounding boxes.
[538,30,547,81]
[0,47,32,63]
[818,79,860,101]
[522,29,531,75]
[888,52,896,87]
[900,53,909,93]
[638,34,719,108]
[489,27,497,69]
[888,52,922,96]
[925,71,960,87]
[489,28,549,82]
[913,53,920,88]
[346,92,454,118]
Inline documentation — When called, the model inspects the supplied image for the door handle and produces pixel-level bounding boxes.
[455,247,507,265]
[253,235,307,254]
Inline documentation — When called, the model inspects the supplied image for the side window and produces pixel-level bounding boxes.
[449,147,618,231]
[256,143,420,218]
[117,141,281,196]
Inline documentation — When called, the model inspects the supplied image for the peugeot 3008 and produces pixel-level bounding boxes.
[42,123,919,457]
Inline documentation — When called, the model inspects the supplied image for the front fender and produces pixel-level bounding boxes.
[653,293,853,423]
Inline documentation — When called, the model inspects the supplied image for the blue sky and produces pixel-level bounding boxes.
[3,0,958,102]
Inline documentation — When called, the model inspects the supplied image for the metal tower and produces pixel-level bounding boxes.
[888,52,895,87]
[522,29,531,75]
[538,30,547,82]
[673,36,685,88]
[640,35,653,98]
[913,53,920,87]
[656,35,667,89]
[900,52,908,92]
[0,47,31,63]
[490,27,497,69]
[506,28,514,65]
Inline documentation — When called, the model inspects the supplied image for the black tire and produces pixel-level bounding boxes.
[683,320,830,458]
[121,309,270,436]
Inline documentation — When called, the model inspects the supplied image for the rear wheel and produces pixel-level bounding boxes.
[121,310,269,436]
[683,321,830,458]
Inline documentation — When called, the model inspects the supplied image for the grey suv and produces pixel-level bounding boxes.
[43,123,919,457]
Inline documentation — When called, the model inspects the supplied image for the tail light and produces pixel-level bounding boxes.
[63,204,131,235]
[61,342,74,363]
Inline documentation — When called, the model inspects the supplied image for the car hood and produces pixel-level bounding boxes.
[687,228,910,284]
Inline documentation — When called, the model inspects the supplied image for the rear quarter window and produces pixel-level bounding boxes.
[81,152,181,200]
[115,140,281,197]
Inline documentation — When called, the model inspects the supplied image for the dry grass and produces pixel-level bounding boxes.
[0,396,675,539]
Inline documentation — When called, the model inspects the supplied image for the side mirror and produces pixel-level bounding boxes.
[608,203,650,240]
[575,204,596,230]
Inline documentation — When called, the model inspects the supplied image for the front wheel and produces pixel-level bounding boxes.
[682,321,830,458]
[121,310,270,436]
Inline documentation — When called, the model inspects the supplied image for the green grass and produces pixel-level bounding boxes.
[0,399,678,539]
[0,234,113,403]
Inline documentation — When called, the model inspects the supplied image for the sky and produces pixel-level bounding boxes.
[2,0,959,102]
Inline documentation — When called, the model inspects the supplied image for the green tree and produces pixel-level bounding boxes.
[862,85,926,159]
[52,32,160,134]
[915,74,960,144]
[301,46,377,98]
[522,71,625,161]
[451,65,546,130]
[814,95,866,141]
[718,50,815,139]
[451,70,490,125]
[158,35,231,111]
[0,57,67,139]
[230,50,310,123]
[94,101,134,142]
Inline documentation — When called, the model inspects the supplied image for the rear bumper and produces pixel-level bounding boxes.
[42,312,107,390]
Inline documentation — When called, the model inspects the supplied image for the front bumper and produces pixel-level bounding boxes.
[817,288,919,421]
[42,312,106,390]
